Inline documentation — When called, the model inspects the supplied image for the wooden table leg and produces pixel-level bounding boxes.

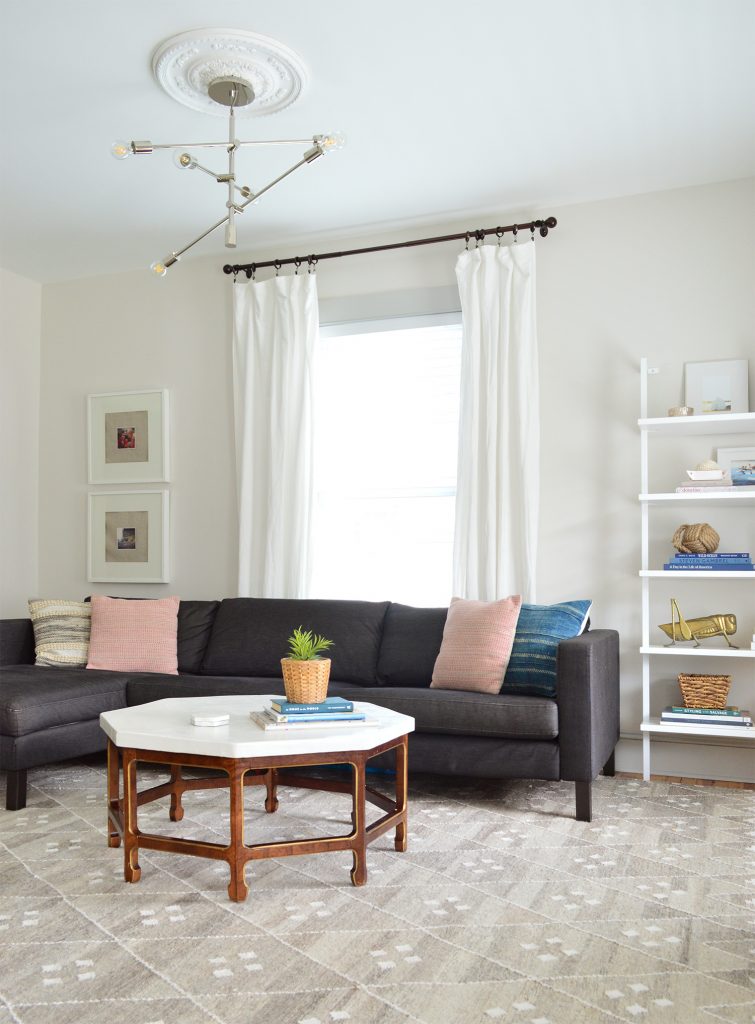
[394,734,408,853]
[107,740,121,849]
[122,750,141,883]
[350,755,367,887]
[169,764,184,822]
[227,764,249,902]
[264,768,279,813]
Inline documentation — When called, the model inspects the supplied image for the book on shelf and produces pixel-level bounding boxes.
[663,552,752,570]
[269,696,354,714]
[669,553,750,560]
[250,710,378,731]
[674,477,733,493]
[663,562,753,570]
[661,706,752,726]
[659,716,752,727]
[667,705,748,717]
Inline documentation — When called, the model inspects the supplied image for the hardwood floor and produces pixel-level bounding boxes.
[616,771,755,791]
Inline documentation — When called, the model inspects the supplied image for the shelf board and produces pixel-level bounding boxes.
[639,491,755,504]
[639,570,755,579]
[638,412,755,435]
[641,717,755,739]
[641,645,755,659]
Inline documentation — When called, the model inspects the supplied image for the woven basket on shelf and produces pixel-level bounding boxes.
[678,672,731,709]
[280,658,331,704]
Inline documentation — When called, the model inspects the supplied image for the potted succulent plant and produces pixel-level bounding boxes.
[281,626,334,704]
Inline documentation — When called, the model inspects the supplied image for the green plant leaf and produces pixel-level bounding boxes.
[286,625,334,661]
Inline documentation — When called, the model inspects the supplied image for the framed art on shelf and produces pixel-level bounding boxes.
[683,359,748,415]
[716,446,755,487]
[88,490,170,583]
[88,389,170,483]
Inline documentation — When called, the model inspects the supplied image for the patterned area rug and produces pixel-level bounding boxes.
[1,761,753,1024]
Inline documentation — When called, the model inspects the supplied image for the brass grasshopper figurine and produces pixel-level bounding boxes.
[658,598,738,648]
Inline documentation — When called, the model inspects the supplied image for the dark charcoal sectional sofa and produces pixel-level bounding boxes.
[0,598,620,820]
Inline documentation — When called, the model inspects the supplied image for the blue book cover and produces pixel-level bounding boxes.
[271,711,366,723]
[660,716,751,727]
[664,562,753,570]
[270,696,354,714]
[671,552,750,559]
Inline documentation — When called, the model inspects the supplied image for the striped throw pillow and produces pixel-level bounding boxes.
[86,595,179,674]
[429,595,522,693]
[502,600,592,697]
[28,599,92,667]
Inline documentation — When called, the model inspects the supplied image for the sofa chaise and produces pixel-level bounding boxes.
[0,598,620,820]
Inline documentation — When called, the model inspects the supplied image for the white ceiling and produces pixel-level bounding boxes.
[1,0,753,283]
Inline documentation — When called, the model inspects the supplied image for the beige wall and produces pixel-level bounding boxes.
[36,177,755,778]
[0,267,41,616]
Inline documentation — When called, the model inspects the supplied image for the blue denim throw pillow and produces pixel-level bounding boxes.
[501,600,592,698]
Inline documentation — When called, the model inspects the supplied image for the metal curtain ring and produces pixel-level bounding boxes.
[513,226,518,242]
[496,228,504,246]
[294,257,302,275]
[530,223,535,241]
[307,255,318,274]
[475,229,485,247]
[274,260,282,276]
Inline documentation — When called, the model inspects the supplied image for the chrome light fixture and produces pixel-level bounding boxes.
[112,30,344,275]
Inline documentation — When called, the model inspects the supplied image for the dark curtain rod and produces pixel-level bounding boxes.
[223,216,558,277]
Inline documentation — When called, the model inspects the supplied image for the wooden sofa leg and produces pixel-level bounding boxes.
[575,780,592,822]
[601,750,616,777]
[6,769,27,811]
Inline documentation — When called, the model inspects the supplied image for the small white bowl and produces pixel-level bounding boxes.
[686,469,725,480]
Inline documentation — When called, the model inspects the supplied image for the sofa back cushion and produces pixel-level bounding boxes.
[377,603,448,687]
[176,601,220,673]
[201,598,390,685]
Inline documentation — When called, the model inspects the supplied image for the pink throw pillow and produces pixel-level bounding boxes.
[86,596,179,674]
[430,595,522,694]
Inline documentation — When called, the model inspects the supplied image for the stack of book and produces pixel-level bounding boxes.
[663,552,753,571]
[249,695,377,731]
[675,476,733,494]
[660,706,752,728]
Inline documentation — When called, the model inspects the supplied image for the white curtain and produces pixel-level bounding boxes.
[452,241,539,602]
[233,273,319,598]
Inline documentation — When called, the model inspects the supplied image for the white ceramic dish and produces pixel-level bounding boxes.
[686,469,725,481]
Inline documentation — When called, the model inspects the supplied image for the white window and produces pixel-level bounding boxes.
[310,314,462,607]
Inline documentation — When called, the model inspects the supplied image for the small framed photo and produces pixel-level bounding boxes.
[716,446,755,487]
[684,359,749,415]
[88,490,170,582]
[88,389,169,483]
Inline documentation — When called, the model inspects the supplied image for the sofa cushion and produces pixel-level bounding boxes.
[0,665,128,736]
[502,600,592,698]
[430,595,522,693]
[377,604,447,687]
[87,596,179,674]
[28,599,91,667]
[177,601,220,673]
[201,599,390,686]
[345,686,558,740]
[126,674,358,707]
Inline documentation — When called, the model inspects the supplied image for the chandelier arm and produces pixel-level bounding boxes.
[171,211,233,262]
[238,153,318,210]
[148,138,315,151]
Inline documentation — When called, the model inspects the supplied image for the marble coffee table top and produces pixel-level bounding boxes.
[100,694,414,758]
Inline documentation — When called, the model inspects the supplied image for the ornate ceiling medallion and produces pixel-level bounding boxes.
[152,28,308,118]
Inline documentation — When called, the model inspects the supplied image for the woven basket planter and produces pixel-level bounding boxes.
[678,673,731,709]
[280,658,331,704]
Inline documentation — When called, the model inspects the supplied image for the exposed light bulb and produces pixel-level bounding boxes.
[150,260,168,277]
[320,132,346,152]
[173,151,197,170]
[111,140,132,160]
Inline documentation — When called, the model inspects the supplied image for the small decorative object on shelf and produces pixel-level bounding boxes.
[280,626,334,704]
[686,460,724,481]
[671,523,719,553]
[668,406,695,416]
[677,673,732,709]
[658,599,738,648]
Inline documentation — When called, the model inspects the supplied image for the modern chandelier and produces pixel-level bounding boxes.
[111,29,344,276]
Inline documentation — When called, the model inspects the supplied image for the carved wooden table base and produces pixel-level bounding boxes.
[106,735,409,901]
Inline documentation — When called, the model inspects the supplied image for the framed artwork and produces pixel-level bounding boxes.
[716,446,755,487]
[684,359,749,415]
[88,490,170,583]
[88,389,170,483]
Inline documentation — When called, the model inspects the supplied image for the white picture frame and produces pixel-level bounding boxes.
[716,445,755,487]
[684,359,749,415]
[88,490,170,583]
[88,389,170,483]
